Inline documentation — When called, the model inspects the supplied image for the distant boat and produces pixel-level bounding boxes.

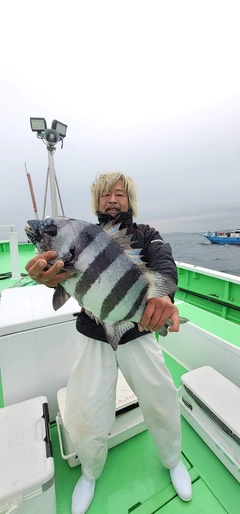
[199,229,240,245]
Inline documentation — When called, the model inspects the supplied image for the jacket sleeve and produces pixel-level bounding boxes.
[140,225,178,303]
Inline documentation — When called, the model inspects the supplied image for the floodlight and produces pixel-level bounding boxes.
[51,119,68,138]
[30,117,47,132]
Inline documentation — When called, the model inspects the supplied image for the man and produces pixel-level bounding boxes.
[26,172,192,514]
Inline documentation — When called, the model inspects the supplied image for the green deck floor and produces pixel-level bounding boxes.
[48,354,240,514]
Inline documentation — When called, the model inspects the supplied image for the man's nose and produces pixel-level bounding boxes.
[108,193,117,202]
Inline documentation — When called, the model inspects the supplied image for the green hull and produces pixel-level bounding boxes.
[176,262,240,325]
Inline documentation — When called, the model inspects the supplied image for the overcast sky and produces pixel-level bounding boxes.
[1,0,240,242]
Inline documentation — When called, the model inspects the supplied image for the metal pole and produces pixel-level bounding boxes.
[43,166,49,218]
[48,150,58,217]
[9,231,21,280]
[55,175,65,216]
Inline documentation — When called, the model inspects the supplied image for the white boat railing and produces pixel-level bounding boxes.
[0,225,21,280]
[176,260,240,284]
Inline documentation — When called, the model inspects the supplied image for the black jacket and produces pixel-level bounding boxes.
[76,211,178,344]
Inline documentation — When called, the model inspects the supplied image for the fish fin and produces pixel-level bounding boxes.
[85,309,97,321]
[102,223,133,248]
[179,316,189,324]
[101,222,122,235]
[52,284,71,311]
[101,223,147,269]
[156,316,189,337]
[146,272,178,299]
[101,320,135,351]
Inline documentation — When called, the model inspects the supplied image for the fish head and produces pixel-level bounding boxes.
[25,217,89,271]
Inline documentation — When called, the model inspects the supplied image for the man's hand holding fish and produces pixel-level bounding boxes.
[138,296,180,333]
[25,251,72,286]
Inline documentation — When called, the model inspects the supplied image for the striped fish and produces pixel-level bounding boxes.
[25,217,188,350]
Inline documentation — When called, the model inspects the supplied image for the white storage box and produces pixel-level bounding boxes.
[179,366,240,483]
[56,371,147,467]
[0,396,56,514]
[0,285,79,421]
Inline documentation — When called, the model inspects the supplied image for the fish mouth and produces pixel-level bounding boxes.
[25,222,42,244]
[25,224,32,235]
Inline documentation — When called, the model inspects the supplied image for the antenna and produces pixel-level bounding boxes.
[25,162,39,219]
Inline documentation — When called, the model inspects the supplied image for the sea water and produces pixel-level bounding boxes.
[163,232,240,277]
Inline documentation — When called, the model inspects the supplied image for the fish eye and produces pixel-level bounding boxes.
[45,224,58,237]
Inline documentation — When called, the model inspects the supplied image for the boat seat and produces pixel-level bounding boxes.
[161,301,240,388]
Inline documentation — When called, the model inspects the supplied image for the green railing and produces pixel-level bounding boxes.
[176,264,240,325]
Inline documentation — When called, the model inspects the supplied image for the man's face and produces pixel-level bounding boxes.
[99,180,129,217]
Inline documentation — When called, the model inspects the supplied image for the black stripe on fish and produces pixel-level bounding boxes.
[75,239,124,302]
[74,226,98,258]
[100,267,144,319]
[121,281,147,321]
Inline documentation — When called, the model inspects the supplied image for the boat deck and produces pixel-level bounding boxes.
[1,245,240,512]
[0,350,239,513]
[50,352,240,513]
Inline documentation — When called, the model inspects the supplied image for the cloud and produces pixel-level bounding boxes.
[1,1,240,243]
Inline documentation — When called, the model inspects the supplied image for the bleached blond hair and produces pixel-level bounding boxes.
[91,172,138,217]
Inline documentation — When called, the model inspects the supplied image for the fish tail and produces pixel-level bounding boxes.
[101,320,135,350]
[156,316,189,337]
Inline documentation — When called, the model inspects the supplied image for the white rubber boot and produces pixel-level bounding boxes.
[71,475,96,514]
[169,460,192,501]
